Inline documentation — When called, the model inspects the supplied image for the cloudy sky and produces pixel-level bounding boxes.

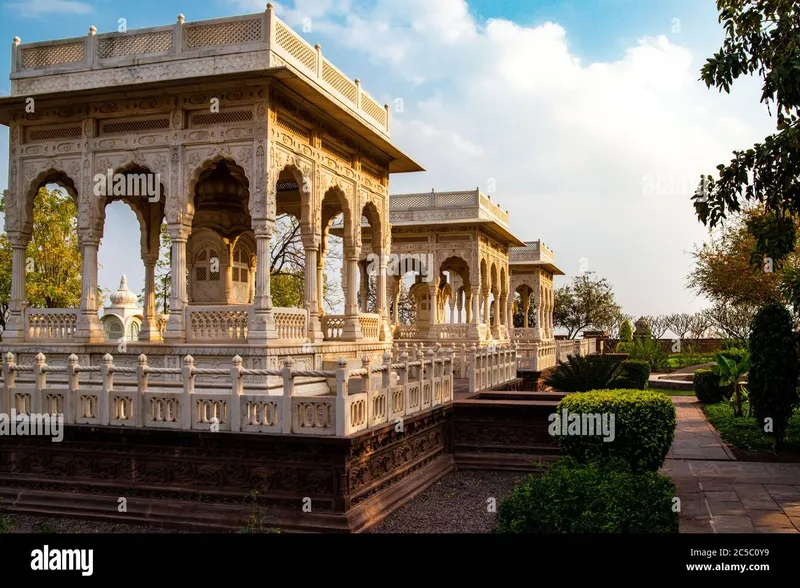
[0,0,776,316]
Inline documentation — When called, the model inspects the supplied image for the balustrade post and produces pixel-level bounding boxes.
[175,13,185,54]
[335,357,350,436]
[417,349,425,385]
[265,3,276,47]
[181,355,195,430]
[477,348,483,390]
[100,353,113,426]
[398,350,409,387]
[382,351,392,389]
[362,355,377,426]
[281,356,294,434]
[360,355,372,393]
[34,352,46,415]
[426,348,436,380]
[66,354,79,424]
[432,348,441,405]
[467,344,477,393]
[2,353,15,415]
[488,347,494,387]
[230,355,244,433]
[399,349,410,414]
[445,347,454,377]
[485,347,491,388]
[137,354,149,428]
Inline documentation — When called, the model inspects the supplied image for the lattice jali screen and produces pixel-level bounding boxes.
[21,41,85,69]
[98,31,174,59]
[275,115,311,143]
[100,118,170,135]
[274,22,316,72]
[361,95,387,128]
[437,192,478,207]
[26,125,83,142]
[391,195,431,209]
[322,61,357,103]
[184,19,262,49]
[191,110,253,126]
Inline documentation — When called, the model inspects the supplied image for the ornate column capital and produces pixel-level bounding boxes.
[80,229,102,247]
[6,231,30,248]
[252,220,275,239]
[142,253,159,266]
[167,223,191,242]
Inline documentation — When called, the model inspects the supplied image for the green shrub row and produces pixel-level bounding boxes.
[554,389,676,472]
[495,388,679,534]
[494,457,679,533]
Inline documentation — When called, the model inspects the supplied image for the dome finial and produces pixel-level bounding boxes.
[109,274,137,307]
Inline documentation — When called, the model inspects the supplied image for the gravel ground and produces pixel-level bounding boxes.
[0,514,192,534]
[370,470,527,533]
[0,470,527,534]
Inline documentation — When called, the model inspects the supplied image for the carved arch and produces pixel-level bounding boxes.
[183,151,251,224]
[22,167,80,237]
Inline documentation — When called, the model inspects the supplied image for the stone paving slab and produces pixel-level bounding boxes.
[662,396,800,533]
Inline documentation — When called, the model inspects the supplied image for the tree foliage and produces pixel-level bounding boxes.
[666,313,693,344]
[704,300,756,344]
[640,315,671,340]
[693,1,800,306]
[0,187,82,332]
[554,272,622,339]
[689,208,794,306]
[553,271,621,339]
[618,318,633,342]
[748,302,799,450]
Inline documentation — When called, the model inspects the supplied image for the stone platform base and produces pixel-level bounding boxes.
[0,407,453,533]
[0,385,568,530]
[451,391,564,472]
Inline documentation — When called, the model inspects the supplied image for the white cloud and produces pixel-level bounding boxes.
[254,0,774,316]
[6,0,92,17]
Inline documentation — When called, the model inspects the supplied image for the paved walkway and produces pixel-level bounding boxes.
[661,396,800,533]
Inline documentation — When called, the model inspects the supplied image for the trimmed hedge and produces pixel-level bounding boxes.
[693,368,732,404]
[718,348,748,364]
[614,359,650,390]
[554,389,676,472]
[494,457,679,534]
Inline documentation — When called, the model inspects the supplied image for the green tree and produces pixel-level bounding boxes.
[554,272,621,339]
[693,1,800,306]
[748,303,799,451]
[0,187,82,332]
[619,319,633,343]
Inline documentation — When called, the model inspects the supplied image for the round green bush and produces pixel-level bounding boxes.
[614,359,650,389]
[494,457,679,534]
[554,389,676,472]
[693,368,732,403]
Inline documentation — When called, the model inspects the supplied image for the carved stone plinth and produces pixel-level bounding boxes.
[0,406,452,533]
